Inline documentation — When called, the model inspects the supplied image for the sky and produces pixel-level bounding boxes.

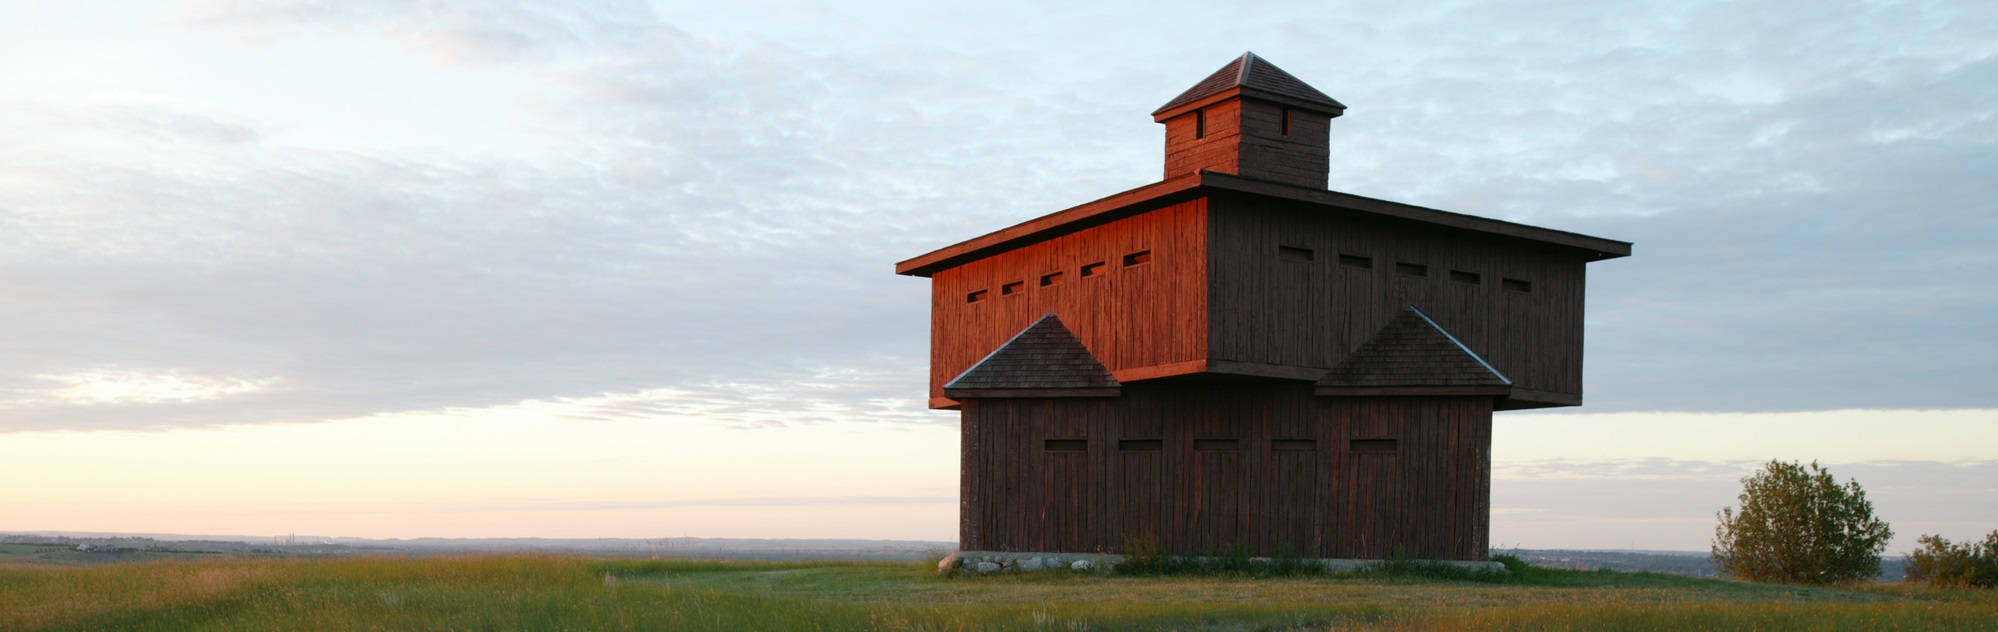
[1,0,1994,552]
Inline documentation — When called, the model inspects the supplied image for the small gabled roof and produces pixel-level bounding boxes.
[1315,307,1512,396]
[945,313,1120,398]
[1153,52,1346,120]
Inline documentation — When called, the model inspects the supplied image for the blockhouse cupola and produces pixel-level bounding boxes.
[1153,52,1347,189]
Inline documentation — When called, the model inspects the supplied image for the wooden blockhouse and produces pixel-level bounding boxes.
[895,53,1630,561]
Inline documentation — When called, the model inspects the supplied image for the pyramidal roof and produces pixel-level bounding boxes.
[945,313,1120,397]
[1315,307,1511,393]
[1153,52,1347,117]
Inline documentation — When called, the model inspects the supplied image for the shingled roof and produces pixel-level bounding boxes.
[1153,52,1347,118]
[1314,307,1512,397]
[945,313,1120,398]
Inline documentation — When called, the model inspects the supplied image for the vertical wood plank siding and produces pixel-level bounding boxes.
[929,193,1590,409]
[929,199,1210,404]
[1207,195,1589,401]
[963,383,1492,560]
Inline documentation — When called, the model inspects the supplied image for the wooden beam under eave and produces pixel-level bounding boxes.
[943,388,1122,399]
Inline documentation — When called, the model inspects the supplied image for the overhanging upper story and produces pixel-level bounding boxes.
[895,53,1630,411]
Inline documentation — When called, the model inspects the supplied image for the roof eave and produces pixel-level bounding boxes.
[1150,87,1347,122]
[895,172,1631,278]
[1201,173,1632,260]
[894,174,1205,277]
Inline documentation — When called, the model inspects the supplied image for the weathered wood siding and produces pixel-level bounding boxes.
[1206,195,1589,406]
[1164,99,1331,189]
[958,382,1492,560]
[1163,100,1245,181]
[928,200,1209,406]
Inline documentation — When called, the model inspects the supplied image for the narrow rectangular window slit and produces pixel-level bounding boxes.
[1278,245,1314,262]
[1272,439,1316,451]
[1503,277,1533,293]
[1039,271,1064,287]
[1350,438,1398,453]
[1194,438,1239,451]
[1079,261,1106,278]
[1281,107,1292,136]
[1396,262,1428,277]
[1118,439,1162,452]
[966,290,987,303]
[1339,254,1373,269]
[1194,109,1206,139]
[1123,250,1152,267]
[1450,270,1481,285]
[1045,439,1087,452]
[1000,281,1023,295]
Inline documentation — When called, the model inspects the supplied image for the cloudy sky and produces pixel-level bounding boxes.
[2,0,1993,551]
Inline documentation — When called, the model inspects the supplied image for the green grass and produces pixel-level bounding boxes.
[2,554,1994,630]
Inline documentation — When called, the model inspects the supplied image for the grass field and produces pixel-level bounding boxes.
[2,554,1994,630]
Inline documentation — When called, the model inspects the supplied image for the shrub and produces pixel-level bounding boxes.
[1712,459,1893,585]
[1905,531,1998,588]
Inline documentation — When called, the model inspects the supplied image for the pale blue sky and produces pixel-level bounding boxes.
[1,0,1993,550]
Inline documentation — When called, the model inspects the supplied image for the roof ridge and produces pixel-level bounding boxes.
[1403,306,1510,384]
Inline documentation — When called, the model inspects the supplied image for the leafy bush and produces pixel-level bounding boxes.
[1490,554,1553,582]
[1712,459,1893,585]
[1905,531,1998,588]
